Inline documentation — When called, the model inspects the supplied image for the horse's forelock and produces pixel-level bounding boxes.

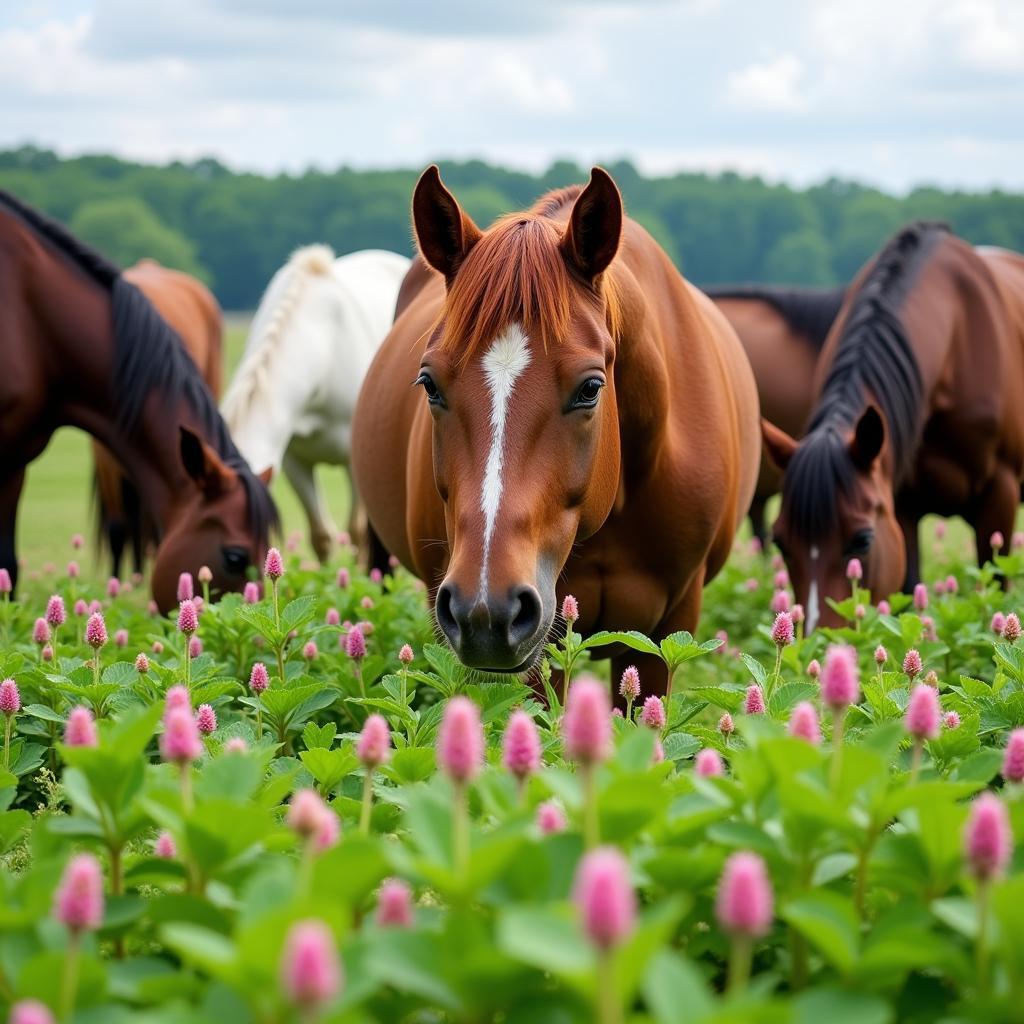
[782,425,857,542]
[437,196,622,365]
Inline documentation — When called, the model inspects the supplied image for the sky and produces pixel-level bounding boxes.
[2,0,1023,193]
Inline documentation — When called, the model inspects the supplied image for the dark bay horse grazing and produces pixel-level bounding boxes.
[704,285,845,544]
[763,222,1024,631]
[352,166,760,689]
[94,259,224,577]
[0,192,276,612]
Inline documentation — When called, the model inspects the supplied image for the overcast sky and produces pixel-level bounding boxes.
[2,0,1023,192]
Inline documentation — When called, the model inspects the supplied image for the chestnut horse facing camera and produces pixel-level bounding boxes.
[352,166,760,688]
[0,192,277,612]
[94,258,224,577]
[704,285,845,544]
[763,222,1024,631]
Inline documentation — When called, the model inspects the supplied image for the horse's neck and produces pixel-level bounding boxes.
[48,276,198,530]
[69,392,195,532]
[4,212,202,532]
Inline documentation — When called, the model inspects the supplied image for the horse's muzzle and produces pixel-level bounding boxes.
[435,581,548,672]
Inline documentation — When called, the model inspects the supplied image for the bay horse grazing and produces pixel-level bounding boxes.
[352,167,760,687]
[704,285,845,544]
[763,222,1024,631]
[0,191,277,613]
[94,258,224,576]
[222,246,409,561]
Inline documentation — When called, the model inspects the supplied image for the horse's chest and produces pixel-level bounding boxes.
[562,537,674,638]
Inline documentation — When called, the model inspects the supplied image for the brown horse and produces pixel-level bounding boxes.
[704,285,845,544]
[94,259,224,576]
[352,167,760,687]
[763,222,1024,631]
[0,191,276,612]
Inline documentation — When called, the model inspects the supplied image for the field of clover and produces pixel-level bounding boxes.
[2,523,1024,1024]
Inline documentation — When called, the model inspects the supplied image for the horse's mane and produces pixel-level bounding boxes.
[436,185,622,362]
[222,244,335,424]
[0,190,277,540]
[702,284,846,352]
[782,221,948,539]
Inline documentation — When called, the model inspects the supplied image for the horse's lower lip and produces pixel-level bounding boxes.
[477,657,537,675]
[452,641,545,675]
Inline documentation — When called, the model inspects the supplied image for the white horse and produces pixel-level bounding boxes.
[223,245,410,561]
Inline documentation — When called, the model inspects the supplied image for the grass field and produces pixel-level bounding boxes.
[16,316,353,580]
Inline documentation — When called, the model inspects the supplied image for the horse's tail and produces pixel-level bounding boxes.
[92,443,127,576]
[222,244,335,427]
[702,284,846,351]
[92,444,152,577]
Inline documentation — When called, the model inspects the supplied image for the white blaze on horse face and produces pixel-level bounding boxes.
[807,544,821,634]
[479,323,532,596]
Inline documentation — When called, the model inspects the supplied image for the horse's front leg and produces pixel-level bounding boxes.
[345,468,369,557]
[282,450,336,563]
[0,467,26,594]
[897,508,922,592]
[970,465,1020,575]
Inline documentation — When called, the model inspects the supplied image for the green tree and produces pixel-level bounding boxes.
[763,229,835,285]
[69,196,209,282]
[4,146,1024,309]
[829,192,904,281]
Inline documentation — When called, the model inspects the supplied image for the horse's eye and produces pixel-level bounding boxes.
[414,372,445,407]
[570,377,605,410]
[222,546,249,575]
[846,529,874,557]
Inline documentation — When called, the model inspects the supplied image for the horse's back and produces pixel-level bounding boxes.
[978,246,1024,327]
[330,250,411,343]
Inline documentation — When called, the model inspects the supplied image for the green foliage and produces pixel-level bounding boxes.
[2,533,1024,1021]
[69,196,207,281]
[4,145,1024,309]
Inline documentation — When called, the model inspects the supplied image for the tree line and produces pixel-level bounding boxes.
[2,145,1022,310]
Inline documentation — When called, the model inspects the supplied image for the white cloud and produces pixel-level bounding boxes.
[941,0,1024,74]
[724,54,807,113]
[0,0,1022,190]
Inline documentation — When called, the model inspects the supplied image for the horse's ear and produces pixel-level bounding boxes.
[762,419,798,470]
[412,165,481,284]
[258,466,274,486]
[561,167,623,284]
[180,426,235,497]
[850,405,885,470]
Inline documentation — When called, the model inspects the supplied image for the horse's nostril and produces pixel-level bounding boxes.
[435,583,460,646]
[508,586,542,648]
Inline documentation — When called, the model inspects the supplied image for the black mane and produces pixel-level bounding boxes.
[702,284,845,351]
[782,221,949,539]
[0,190,278,541]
